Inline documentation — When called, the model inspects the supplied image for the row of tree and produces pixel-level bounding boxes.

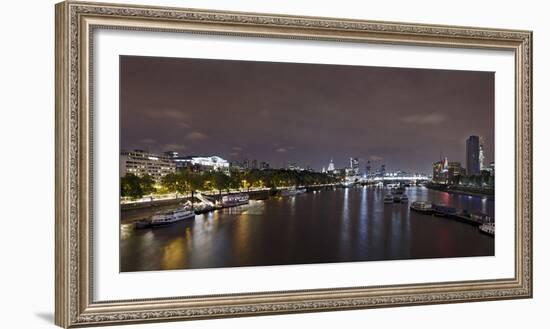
[120,169,340,199]
[120,174,156,199]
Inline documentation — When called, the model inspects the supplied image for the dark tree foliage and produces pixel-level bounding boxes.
[159,168,339,194]
[121,173,144,199]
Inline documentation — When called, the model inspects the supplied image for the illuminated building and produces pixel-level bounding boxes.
[479,144,485,171]
[327,159,335,173]
[466,135,481,175]
[120,150,176,181]
[288,162,302,171]
[349,157,359,175]
[171,154,230,173]
[432,159,445,183]
[447,161,465,183]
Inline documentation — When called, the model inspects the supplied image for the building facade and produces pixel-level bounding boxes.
[466,135,481,175]
[120,150,176,181]
[349,157,359,176]
[327,159,335,173]
[432,159,446,183]
[171,155,230,173]
[479,144,485,171]
[447,161,464,176]
[433,157,465,184]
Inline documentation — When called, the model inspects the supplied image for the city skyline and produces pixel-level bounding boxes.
[121,56,495,174]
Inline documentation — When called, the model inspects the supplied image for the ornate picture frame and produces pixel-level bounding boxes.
[55,1,532,327]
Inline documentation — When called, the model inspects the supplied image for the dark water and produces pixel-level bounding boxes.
[120,187,494,272]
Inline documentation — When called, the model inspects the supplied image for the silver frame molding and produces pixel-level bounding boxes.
[55,1,533,327]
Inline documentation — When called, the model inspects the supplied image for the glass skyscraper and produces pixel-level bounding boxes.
[466,135,480,175]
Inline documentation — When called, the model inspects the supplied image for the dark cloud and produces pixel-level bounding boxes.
[186,131,209,141]
[121,56,494,173]
[400,113,448,125]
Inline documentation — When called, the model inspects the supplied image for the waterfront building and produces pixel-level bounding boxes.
[447,161,465,183]
[479,144,485,171]
[483,161,495,176]
[327,159,335,173]
[120,149,176,181]
[171,155,230,173]
[432,159,445,183]
[466,135,481,175]
[432,157,463,184]
[288,162,301,171]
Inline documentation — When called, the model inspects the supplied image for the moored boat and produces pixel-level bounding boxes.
[193,203,215,214]
[400,194,409,203]
[221,193,249,207]
[479,223,495,236]
[150,206,195,226]
[394,186,406,195]
[410,201,433,213]
[280,187,306,197]
[383,194,394,204]
[431,204,457,217]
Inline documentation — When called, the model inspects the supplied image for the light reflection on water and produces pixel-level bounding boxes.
[120,187,494,272]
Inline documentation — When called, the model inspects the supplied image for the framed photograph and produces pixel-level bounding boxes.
[55,1,532,327]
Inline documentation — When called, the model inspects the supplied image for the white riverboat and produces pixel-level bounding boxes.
[280,187,307,197]
[383,194,394,204]
[479,223,495,236]
[150,206,195,226]
[221,193,249,207]
[409,201,433,213]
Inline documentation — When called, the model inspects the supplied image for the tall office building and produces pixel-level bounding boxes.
[479,144,485,171]
[349,157,359,175]
[365,160,372,177]
[466,135,480,175]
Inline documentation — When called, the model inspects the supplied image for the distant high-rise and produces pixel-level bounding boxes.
[349,157,359,175]
[365,160,372,176]
[379,164,386,176]
[479,144,485,171]
[466,135,480,175]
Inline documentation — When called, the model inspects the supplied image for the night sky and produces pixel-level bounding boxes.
[120,55,494,174]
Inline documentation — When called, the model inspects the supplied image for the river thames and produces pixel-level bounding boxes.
[120,186,494,272]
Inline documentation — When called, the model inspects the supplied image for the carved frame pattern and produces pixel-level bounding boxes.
[55,1,532,327]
